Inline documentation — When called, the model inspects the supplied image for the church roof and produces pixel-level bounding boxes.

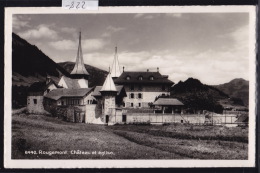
[114,71,174,85]
[62,76,82,89]
[100,72,117,92]
[92,85,125,97]
[71,32,89,75]
[153,98,184,106]
[111,47,121,78]
[28,79,60,95]
[44,88,93,100]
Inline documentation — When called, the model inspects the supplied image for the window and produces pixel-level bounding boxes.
[138,103,141,107]
[130,93,135,99]
[138,93,142,99]
[138,76,143,80]
[149,76,154,80]
[33,99,37,104]
[61,101,64,105]
[126,76,131,80]
[122,102,125,107]
[138,85,143,91]
[131,103,134,107]
[130,85,134,91]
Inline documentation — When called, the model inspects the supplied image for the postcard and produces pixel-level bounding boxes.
[4,6,256,168]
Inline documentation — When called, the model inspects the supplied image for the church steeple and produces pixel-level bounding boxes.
[111,46,121,79]
[71,31,89,77]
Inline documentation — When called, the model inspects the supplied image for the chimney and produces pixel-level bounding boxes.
[123,66,125,72]
[147,69,149,72]
[46,75,51,84]
[157,67,159,72]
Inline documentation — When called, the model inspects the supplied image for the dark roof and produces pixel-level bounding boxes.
[62,76,81,88]
[114,71,174,84]
[235,114,248,123]
[153,98,184,106]
[28,79,60,93]
[92,85,125,97]
[44,88,93,100]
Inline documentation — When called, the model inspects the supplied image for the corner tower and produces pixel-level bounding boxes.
[100,69,117,124]
[70,32,89,87]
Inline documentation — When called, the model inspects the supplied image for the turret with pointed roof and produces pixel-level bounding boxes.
[71,31,89,79]
[100,68,117,124]
[111,46,121,79]
[100,69,117,92]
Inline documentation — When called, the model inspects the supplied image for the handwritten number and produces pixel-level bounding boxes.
[76,2,80,9]
[82,1,85,9]
[69,2,74,9]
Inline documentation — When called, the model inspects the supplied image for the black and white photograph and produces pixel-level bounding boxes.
[4,6,256,168]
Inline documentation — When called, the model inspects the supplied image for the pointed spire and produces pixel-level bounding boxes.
[100,68,117,92]
[71,31,89,75]
[111,46,121,78]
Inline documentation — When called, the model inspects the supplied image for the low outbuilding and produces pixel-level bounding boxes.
[153,98,184,114]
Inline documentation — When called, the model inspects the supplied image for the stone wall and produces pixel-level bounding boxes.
[85,104,104,124]
[119,113,206,124]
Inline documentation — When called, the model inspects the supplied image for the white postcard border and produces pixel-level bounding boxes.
[4,6,257,168]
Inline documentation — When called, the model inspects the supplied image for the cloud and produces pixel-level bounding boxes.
[18,24,59,40]
[144,15,154,19]
[13,15,31,30]
[82,39,107,51]
[165,13,182,18]
[230,25,249,50]
[107,26,124,32]
[101,26,125,37]
[50,39,76,50]
[134,14,144,18]
[61,27,77,33]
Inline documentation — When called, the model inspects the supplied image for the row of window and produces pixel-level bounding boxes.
[124,102,142,107]
[126,76,154,81]
[129,85,167,91]
[129,93,143,99]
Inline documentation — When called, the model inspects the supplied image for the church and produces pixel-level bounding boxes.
[27,32,183,125]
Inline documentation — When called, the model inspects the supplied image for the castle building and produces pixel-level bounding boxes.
[58,31,89,89]
[114,68,174,108]
[26,32,180,125]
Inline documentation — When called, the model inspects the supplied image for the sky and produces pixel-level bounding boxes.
[13,13,250,85]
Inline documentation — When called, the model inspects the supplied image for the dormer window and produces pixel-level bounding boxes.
[138,76,143,80]
[126,76,131,80]
[149,76,154,80]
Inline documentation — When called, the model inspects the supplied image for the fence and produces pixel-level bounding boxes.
[114,108,248,126]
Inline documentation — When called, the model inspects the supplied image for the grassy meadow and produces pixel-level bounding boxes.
[12,114,248,159]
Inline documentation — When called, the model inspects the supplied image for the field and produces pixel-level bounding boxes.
[12,114,248,159]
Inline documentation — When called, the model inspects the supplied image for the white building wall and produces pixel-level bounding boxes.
[58,76,68,88]
[123,84,170,108]
[78,79,88,88]
[43,84,57,95]
[27,96,45,114]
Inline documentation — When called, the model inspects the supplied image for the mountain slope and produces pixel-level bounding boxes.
[214,78,249,106]
[170,78,229,113]
[58,62,108,87]
[12,33,107,108]
[12,33,70,86]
